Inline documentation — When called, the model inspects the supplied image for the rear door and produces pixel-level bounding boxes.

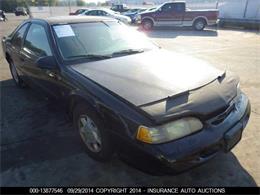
[172,3,185,25]
[20,23,61,98]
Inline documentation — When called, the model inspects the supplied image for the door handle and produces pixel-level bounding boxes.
[48,71,55,78]
[46,70,61,80]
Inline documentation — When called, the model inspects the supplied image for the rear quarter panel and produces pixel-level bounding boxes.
[185,10,218,24]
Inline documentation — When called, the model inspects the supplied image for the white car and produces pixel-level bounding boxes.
[79,9,131,24]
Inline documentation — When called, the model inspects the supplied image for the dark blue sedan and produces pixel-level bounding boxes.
[123,8,147,23]
[2,16,251,175]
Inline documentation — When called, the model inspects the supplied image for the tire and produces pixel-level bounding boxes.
[9,60,26,88]
[142,19,153,31]
[73,103,114,161]
[193,19,206,31]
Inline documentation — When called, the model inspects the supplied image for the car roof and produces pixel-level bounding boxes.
[165,1,185,3]
[87,8,113,12]
[30,16,116,25]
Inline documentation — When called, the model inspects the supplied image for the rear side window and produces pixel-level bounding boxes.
[23,23,52,57]
[75,9,84,14]
[99,10,108,16]
[86,10,97,15]
[12,23,29,49]
[173,3,185,12]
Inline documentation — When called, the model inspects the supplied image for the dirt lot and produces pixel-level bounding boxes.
[0,14,259,186]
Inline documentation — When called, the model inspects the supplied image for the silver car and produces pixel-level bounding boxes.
[80,8,131,24]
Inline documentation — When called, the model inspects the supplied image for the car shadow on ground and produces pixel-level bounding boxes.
[136,26,218,39]
[0,79,257,186]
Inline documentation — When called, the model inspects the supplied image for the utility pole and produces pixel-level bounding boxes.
[49,0,52,17]
[216,0,219,9]
[243,0,249,19]
[69,0,71,13]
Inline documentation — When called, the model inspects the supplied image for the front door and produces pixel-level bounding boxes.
[20,23,62,99]
[9,23,30,81]
[156,3,184,26]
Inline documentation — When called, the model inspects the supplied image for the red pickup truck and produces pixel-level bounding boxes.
[139,1,218,30]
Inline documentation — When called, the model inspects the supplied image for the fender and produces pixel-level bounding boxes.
[68,90,133,138]
[192,16,209,25]
[141,16,155,24]
[67,90,98,117]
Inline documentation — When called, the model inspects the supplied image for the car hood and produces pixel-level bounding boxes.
[114,14,129,19]
[71,49,224,106]
[123,12,135,16]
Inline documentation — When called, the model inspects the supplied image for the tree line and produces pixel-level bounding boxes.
[0,0,90,12]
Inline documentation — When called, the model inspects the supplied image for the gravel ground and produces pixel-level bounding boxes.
[0,14,259,186]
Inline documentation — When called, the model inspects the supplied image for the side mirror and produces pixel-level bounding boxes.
[158,8,162,12]
[36,56,58,70]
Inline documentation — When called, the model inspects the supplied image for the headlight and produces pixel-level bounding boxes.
[234,83,248,114]
[136,117,203,144]
[136,14,141,21]
[234,83,242,106]
[120,18,130,23]
[237,83,241,96]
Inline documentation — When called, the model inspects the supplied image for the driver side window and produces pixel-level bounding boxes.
[161,3,174,13]
[11,23,29,50]
[23,23,52,57]
[99,11,108,16]
[86,10,97,16]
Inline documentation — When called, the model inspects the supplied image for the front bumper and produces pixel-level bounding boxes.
[118,93,251,175]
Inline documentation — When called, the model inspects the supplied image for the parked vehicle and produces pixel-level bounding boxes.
[2,16,250,175]
[69,9,89,15]
[0,10,7,21]
[123,8,147,23]
[111,4,129,13]
[135,7,157,24]
[218,0,260,29]
[14,7,28,16]
[139,1,218,30]
[80,9,131,24]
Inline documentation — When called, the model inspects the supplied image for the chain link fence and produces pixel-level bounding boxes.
[28,0,260,21]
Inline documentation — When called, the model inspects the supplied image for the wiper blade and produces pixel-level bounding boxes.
[112,49,144,56]
[67,54,112,59]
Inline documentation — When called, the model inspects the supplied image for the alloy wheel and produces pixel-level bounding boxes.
[195,21,204,30]
[78,115,102,153]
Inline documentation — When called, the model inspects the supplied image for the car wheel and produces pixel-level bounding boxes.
[73,103,114,161]
[142,19,153,30]
[193,19,206,31]
[9,61,26,88]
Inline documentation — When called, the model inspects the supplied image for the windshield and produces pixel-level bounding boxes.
[75,9,86,14]
[125,9,139,14]
[52,21,157,61]
[102,9,116,15]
